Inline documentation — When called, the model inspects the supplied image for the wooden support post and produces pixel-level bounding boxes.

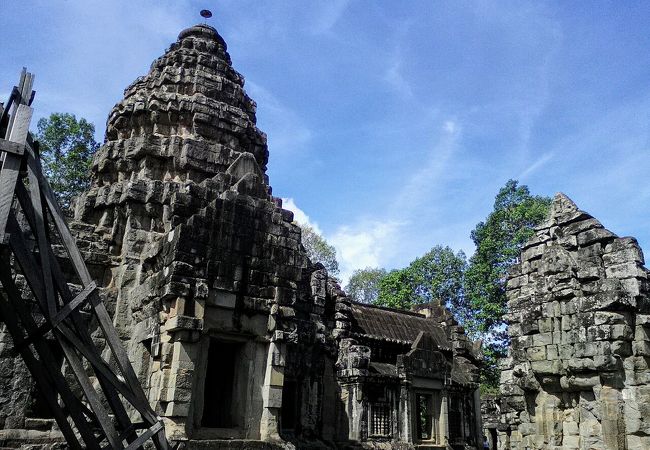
[0,69,170,450]
[0,103,32,242]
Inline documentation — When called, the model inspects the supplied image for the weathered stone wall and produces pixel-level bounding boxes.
[499,193,650,450]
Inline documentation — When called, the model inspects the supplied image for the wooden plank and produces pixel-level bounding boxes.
[8,104,31,143]
[37,159,162,420]
[7,215,47,309]
[124,421,164,450]
[8,194,138,442]
[13,281,97,353]
[119,422,147,442]
[0,139,24,155]
[4,69,26,141]
[56,335,123,449]
[0,154,21,242]
[40,163,93,283]
[0,103,32,242]
[0,87,18,129]
[25,150,57,319]
[51,281,96,327]
[90,295,160,422]
[21,72,34,106]
[0,258,100,450]
[56,323,141,406]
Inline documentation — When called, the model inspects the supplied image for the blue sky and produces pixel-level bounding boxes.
[3,1,649,282]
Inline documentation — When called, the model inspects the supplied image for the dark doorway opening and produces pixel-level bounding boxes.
[281,378,297,434]
[201,339,240,428]
[490,428,498,450]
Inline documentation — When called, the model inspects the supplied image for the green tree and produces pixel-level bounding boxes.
[465,180,551,335]
[464,179,551,386]
[345,267,387,304]
[375,245,467,312]
[35,113,99,211]
[299,224,340,276]
[375,268,415,309]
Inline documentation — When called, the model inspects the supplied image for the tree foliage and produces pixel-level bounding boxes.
[299,224,340,276]
[464,180,551,386]
[345,267,387,304]
[375,245,467,311]
[465,180,552,338]
[35,113,99,211]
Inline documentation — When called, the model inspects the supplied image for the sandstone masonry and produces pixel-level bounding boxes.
[499,193,650,450]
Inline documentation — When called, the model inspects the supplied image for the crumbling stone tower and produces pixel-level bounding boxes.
[71,24,309,441]
[499,194,650,450]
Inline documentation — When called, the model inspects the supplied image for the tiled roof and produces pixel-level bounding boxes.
[349,303,451,350]
[369,362,398,377]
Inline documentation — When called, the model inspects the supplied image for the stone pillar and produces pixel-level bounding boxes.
[600,386,625,450]
[473,387,483,448]
[348,383,365,441]
[260,340,284,441]
[440,389,449,446]
[158,311,202,439]
[399,383,411,442]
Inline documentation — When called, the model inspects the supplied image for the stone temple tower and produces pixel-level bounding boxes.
[70,23,306,441]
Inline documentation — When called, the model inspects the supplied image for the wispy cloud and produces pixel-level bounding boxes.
[308,0,351,35]
[390,118,461,212]
[384,54,413,99]
[327,118,462,283]
[246,81,312,154]
[518,151,554,179]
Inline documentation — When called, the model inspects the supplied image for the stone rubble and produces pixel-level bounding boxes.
[498,193,650,450]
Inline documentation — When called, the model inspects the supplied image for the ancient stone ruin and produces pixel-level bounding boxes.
[498,194,650,449]
[0,24,482,449]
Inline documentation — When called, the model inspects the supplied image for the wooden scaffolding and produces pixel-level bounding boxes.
[0,69,170,449]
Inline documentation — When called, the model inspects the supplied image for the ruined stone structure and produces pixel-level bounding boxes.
[0,24,482,449]
[498,194,650,450]
[481,394,499,450]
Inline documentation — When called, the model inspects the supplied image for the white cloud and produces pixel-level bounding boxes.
[281,197,322,234]
[443,120,458,134]
[330,220,404,284]
[282,197,403,284]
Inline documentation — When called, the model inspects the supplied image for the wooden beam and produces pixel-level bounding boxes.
[56,335,123,449]
[13,281,97,353]
[0,139,24,156]
[37,158,164,426]
[124,421,164,450]
[0,258,101,450]
[25,150,58,319]
[3,219,121,448]
[7,202,138,443]
[0,103,32,242]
